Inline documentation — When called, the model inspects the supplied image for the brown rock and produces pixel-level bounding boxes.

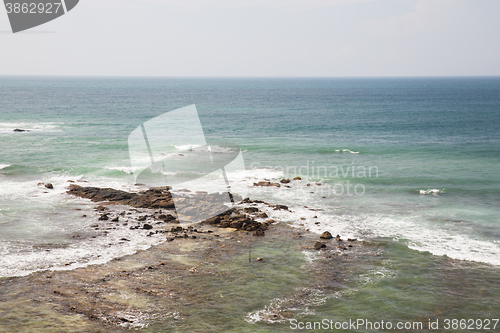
[159,214,176,222]
[204,216,221,225]
[320,231,333,239]
[230,221,243,229]
[314,242,326,250]
[253,181,271,187]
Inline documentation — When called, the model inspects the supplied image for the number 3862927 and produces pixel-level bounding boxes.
[5,2,63,14]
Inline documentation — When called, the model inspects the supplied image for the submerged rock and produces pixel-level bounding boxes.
[314,242,326,250]
[37,182,54,189]
[253,181,281,188]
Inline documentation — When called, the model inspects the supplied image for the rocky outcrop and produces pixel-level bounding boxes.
[67,185,175,209]
[202,210,269,235]
[68,185,266,236]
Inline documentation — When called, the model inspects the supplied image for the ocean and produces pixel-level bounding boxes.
[1,76,499,330]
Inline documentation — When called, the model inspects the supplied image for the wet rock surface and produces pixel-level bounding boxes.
[68,185,245,223]
[68,185,175,209]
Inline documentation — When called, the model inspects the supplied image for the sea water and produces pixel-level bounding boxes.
[1,76,499,330]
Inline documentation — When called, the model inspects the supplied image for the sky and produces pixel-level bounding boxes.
[0,0,499,77]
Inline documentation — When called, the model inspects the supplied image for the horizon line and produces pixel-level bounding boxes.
[1,74,500,79]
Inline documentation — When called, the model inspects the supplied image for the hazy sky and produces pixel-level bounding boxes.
[1,0,499,77]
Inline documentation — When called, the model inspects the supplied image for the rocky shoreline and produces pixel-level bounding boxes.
[0,183,363,332]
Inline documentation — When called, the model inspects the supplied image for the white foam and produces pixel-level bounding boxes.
[0,122,63,133]
[115,310,178,330]
[246,288,327,324]
[358,267,397,285]
[420,189,444,195]
[331,213,500,266]
[105,166,141,174]
[334,149,359,154]
[227,168,284,183]
[0,164,10,170]
[174,144,202,151]
[0,203,170,278]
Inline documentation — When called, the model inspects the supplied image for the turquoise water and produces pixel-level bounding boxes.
[0,76,499,330]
